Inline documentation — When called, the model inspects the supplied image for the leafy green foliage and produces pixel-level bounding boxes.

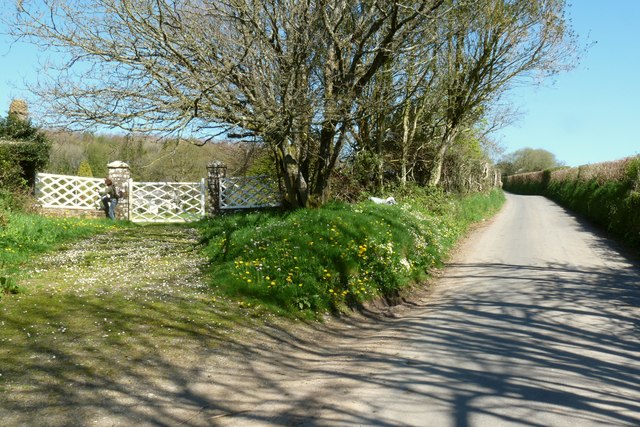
[0,111,51,188]
[440,129,499,193]
[45,130,270,182]
[0,159,26,192]
[197,188,505,318]
[498,147,563,176]
[76,160,94,177]
[0,276,23,298]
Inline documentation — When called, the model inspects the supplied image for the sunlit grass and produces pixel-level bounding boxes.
[0,223,258,397]
[0,189,505,401]
[197,188,506,318]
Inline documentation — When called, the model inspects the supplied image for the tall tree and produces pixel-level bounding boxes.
[424,0,576,186]
[348,0,576,190]
[10,0,444,207]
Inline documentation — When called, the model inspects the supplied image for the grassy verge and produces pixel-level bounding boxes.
[1,188,505,321]
[197,188,506,318]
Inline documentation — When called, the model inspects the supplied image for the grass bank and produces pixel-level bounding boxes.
[0,213,125,296]
[502,156,640,250]
[2,188,504,317]
[197,188,505,318]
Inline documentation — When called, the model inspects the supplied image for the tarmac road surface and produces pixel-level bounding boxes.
[207,193,640,427]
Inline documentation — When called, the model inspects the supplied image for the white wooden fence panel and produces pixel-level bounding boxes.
[35,173,104,210]
[128,179,205,223]
[36,172,280,220]
[220,176,282,209]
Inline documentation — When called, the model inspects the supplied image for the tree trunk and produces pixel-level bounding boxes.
[428,129,457,187]
[399,102,411,186]
[376,150,384,193]
[283,154,309,208]
[274,140,309,209]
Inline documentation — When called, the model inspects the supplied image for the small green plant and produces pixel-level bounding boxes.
[77,160,94,177]
[1,275,23,296]
[0,209,8,229]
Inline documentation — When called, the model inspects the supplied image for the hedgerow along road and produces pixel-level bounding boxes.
[208,193,639,426]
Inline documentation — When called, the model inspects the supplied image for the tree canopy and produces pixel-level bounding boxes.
[0,100,51,189]
[498,147,564,175]
[8,0,577,206]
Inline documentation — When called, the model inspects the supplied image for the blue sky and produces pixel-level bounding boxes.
[497,0,640,166]
[1,1,639,167]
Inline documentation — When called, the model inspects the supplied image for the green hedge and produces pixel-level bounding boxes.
[0,141,50,189]
[503,156,640,249]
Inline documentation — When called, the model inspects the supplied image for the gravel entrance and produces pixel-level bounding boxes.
[22,225,209,300]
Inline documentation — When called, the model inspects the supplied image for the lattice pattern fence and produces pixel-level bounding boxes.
[220,176,282,210]
[35,173,104,210]
[36,170,279,220]
[129,180,206,223]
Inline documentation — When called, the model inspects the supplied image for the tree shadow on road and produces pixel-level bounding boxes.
[1,236,639,426]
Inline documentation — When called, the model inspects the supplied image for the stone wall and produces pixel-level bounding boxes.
[39,207,105,219]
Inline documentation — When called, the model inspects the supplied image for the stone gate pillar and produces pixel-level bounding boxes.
[107,161,131,220]
[207,161,227,216]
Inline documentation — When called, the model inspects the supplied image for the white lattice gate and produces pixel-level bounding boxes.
[36,171,279,220]
[35,173,104,210]
[220,176,282,210]
[128,180,206,223]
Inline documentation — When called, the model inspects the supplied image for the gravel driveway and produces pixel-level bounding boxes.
[23,225,209,300]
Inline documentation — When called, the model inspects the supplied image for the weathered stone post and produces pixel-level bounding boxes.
[107,161,131,220]
[9,99,29,122]
[207,161,227,216]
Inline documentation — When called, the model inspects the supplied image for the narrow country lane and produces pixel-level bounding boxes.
[4,194,638,426]
[204,193,640,427]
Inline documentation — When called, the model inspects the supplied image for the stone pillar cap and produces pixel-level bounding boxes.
[107,161,130,168]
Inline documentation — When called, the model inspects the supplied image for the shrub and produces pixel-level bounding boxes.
[77,160,94,177]
[0,276,23,297]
